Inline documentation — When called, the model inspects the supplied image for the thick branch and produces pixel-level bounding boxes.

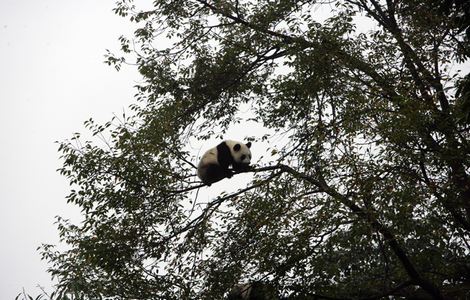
[247,164,444,299]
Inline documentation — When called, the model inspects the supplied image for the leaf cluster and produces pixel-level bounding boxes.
[41,0,470,299]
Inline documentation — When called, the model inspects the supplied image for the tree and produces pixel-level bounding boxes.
[41,0,470,299]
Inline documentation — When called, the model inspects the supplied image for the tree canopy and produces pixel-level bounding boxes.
[42,0,470,299]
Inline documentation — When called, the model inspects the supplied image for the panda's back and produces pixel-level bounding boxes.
[198,148,218,169]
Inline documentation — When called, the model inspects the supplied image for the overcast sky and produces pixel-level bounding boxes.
[0,1,139,298]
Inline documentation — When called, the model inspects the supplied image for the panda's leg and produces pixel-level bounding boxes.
[232,163,251,172]
[225,169,234,178]
[216,142,234,179]
[205,164,231,184]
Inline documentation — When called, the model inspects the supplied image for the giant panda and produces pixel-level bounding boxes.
[197,140,252,186]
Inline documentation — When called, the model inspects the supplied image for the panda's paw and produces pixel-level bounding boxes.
[242,165,252,171]
[226,171,234,178]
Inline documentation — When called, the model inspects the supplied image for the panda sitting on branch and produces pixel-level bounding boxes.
[197,140,252,186]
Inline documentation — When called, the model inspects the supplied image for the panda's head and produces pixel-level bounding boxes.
[226,140,252,165]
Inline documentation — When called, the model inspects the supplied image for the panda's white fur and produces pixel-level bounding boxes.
[197,140,252,185]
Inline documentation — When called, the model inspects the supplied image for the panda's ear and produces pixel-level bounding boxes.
[234,144,241,151]
[246,142,252,148]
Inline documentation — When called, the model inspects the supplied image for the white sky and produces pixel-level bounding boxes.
[0,1,138,298]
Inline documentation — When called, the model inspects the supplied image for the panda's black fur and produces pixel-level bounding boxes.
[197,140,252,186]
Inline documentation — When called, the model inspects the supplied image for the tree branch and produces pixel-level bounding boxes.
[244,163,444,299]
[193,0,399,100]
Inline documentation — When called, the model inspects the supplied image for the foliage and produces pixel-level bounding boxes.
[41,0,470,299]
[15,288,66,300]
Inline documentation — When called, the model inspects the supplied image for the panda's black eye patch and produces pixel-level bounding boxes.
[234,144,241,151]
[241,155,246,160]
